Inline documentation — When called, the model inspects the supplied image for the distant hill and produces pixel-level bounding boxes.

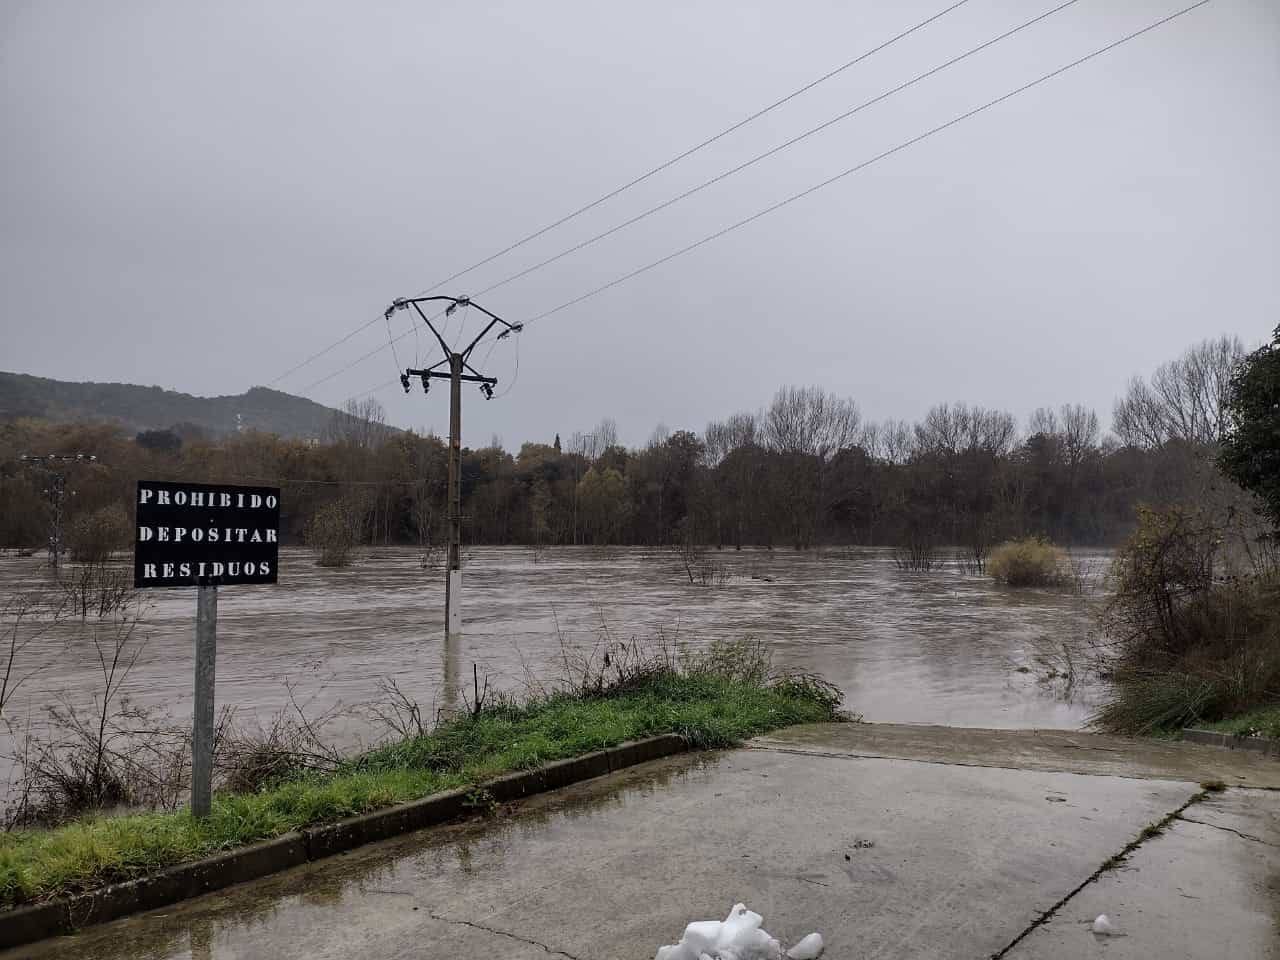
[0,371,359,440]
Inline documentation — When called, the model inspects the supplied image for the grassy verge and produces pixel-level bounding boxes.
[1195,705,1280,740]
[0,666,843,909]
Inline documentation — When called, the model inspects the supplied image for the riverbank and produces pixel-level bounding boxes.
[18,722,1280,960]
[0,657,842,911]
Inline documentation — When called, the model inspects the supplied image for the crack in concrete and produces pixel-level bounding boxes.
[429,912,583,959]
[987,789,1210,959]
[1177,814,1279,847]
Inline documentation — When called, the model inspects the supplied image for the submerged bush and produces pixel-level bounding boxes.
[987,538,1064,587]
[306,499,362,567]
[66,505,130,563]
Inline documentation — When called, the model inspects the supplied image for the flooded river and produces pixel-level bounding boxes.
[0,546,1108,761]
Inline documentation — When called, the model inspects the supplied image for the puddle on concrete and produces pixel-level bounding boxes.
[10,753,720,960]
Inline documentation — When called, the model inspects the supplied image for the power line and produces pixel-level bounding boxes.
[402,0,973,300]
[263,1,971,388]
[523,2,1210,328]
[300,304,456,395]
[301,335,402,393]
[345,375,404,404]
[308,0,1067,402]
[268,315,381,387]
[331,0,1208,406]
[463,0,1083,304]
[494,332,521,400]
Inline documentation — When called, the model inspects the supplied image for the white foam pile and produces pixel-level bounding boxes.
[654,903,823,960]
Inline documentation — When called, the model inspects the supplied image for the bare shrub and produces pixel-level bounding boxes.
[987,538,1065,587]
[675,537,704,585]
[557,629,680,697]
[1031,636,1086,698]
[66,505,130,564]
[59,562,134,619]
[3,605,190,825]
[215,692,342,795]
[674,534,730,587]
[953,548,987,575]
[461,663,493,718]
[894,538,938,572]
[0,594,68,721]
[369,676,428,740]
[715,562,732,587]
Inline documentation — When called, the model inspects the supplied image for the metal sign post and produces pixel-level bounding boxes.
[192,584,218,816]
[133,480,280,818]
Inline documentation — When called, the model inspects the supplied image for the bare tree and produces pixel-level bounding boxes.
[569,418,618,462]
[764,386,861,460]
[879,419,916,465]
[1028,403,1099,469]
[764,386,861,548]
[1060,403,1100,470]
[327,397,389,449]
[1027,406,1060,438]
[915,403,1017,457]
[1113,335,1245,448]
[704,411,759,468]
[704,411,761,547]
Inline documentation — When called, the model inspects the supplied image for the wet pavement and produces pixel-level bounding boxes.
[0,546,1106,768]
[1006,788,1280,959]
[10,724,1277,960]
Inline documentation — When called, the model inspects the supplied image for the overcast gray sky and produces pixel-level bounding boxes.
[3,0,1277,448]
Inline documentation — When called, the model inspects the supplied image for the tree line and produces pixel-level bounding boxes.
[0,336,1245,558]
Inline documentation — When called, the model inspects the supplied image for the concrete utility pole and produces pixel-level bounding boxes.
[446,351,463,634]
[19,454,98,567]
[387,295,522,638]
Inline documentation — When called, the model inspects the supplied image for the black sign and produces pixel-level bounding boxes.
[134,481,280,588]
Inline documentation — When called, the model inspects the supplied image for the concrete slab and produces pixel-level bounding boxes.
[753,722,1280,788]
[10,749,1201,960]
[1005,789,1280,959]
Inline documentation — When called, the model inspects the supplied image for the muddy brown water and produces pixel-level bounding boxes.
[0,546,1107,781]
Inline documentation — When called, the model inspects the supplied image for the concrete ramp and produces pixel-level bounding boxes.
[752,722,1280,788]
[12,725,1279,960]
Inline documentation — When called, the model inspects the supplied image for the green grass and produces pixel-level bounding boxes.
[1196,704,1280,740]
[0,670,842,909]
